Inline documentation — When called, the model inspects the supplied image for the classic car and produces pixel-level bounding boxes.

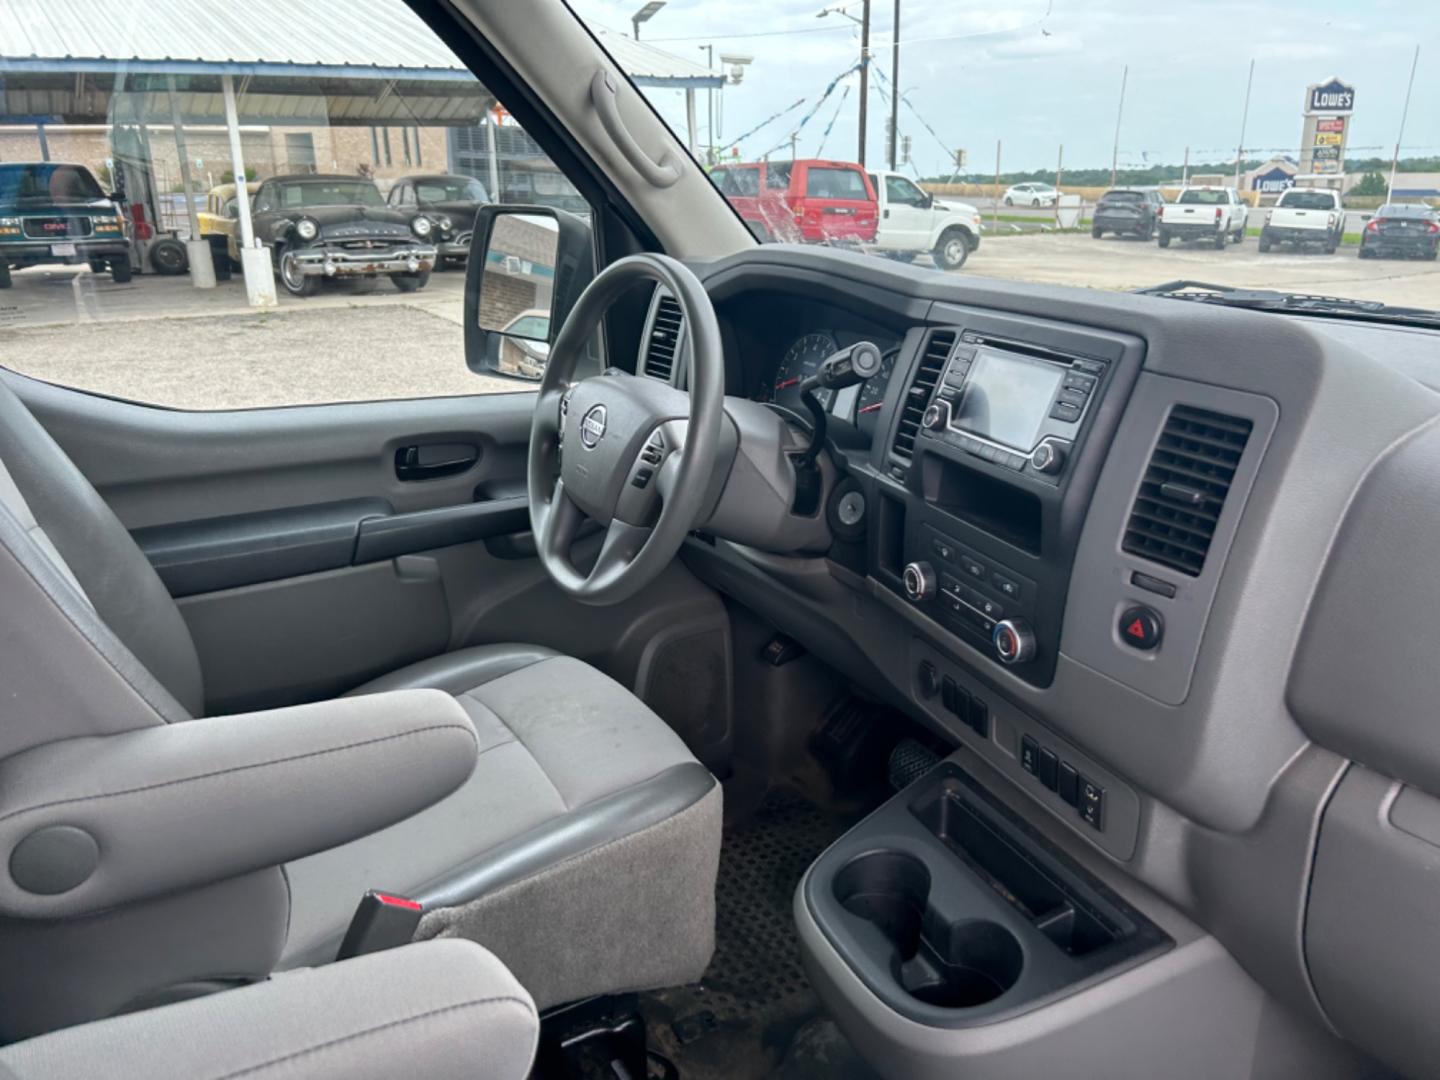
[387,173,489,268]
[0,161,131,287]
[248,173,437,296]
[195,181,259,278]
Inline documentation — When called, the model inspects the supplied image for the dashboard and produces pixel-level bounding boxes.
[634,245,1440,1080]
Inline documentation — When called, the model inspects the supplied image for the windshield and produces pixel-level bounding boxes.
[415,177,489,203]
[276,180,384,208]
[572,2,1440,318]
[0,163,105,205]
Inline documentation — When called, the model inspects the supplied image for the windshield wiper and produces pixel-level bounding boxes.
[1135,280,1440,326]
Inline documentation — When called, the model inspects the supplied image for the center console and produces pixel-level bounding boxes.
[873,307,1143,687]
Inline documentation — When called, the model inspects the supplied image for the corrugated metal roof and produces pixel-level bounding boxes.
[0,0,722,86]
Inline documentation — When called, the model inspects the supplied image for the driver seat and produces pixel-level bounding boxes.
[0,379,721,1040]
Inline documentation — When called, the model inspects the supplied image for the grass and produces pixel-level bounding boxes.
[1243,226,1363,247]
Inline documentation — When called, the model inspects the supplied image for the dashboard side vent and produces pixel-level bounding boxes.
[643,293,684,381]
[1122,405,1253,577]
[892,329,954,460]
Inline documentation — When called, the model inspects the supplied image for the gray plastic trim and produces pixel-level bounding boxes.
[1061,374,1277,706]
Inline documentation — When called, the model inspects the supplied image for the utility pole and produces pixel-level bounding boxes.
[888,0,900,170]
[993,139,1001,229]
[858,0,872,167]
[1234,58,1254,189]
[1109,65,1128,188]
[1389,44,1421,198]
[1182,145,1190,186]
[703,45,715,166]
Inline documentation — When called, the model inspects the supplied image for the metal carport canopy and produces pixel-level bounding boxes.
[0,0,722,125]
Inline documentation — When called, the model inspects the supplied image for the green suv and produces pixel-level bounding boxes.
[0,162,131,288]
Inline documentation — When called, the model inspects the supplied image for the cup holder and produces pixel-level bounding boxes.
[832,851,1024,1010]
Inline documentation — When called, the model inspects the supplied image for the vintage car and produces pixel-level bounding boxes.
[195,181,259,277]
[248,173,437,296]
[0,161,131,287]
[386,173,489,268]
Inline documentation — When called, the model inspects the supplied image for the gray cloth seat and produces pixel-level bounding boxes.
[0,375,721,1036]
[282,644,722,1009]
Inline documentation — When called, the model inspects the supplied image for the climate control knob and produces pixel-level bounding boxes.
[993,619,1036,665]
[921,403,948,431]
[1030,440,1066,475]
[902,561,937,602]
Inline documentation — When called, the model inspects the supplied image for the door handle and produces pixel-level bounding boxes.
[395,443,478,481]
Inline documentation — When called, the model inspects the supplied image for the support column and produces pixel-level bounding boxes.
[485,111,501,202]
[221,74,276,307]
[685,88,698,155]
[167,76,214,288]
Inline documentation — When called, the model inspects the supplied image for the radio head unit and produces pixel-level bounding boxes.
[924,333,1108,477]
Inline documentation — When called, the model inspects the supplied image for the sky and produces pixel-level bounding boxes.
[568,0,1440,176]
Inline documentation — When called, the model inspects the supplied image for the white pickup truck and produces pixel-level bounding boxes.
[866,170,983,270]
[1157,186,1248,249]
[1259,188,1344,253]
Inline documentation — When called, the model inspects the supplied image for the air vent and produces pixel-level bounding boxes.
[892,330,954,460]
[1122,405,1253,576]
[643,294,684,381]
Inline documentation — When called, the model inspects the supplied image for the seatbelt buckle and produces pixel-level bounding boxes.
[335,890,424,961]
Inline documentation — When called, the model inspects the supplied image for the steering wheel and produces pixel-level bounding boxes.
[528,253,725,606]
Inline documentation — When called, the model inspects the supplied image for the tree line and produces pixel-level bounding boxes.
[924,156,1440,188]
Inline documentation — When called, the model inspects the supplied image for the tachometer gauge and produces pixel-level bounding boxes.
[855,348,897,435]
[770,332,838,411]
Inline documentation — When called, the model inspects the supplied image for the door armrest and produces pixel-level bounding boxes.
[0,689,477,919]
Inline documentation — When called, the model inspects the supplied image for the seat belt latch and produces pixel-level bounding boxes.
[335,890,424,961]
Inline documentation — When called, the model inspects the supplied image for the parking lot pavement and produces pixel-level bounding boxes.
[957,232,1440,308]
[0,264,520,409]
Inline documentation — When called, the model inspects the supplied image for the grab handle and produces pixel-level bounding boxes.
[589,68,681,189]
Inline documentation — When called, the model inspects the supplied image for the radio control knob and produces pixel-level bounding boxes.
[1030,440,1066,475]
[902,561,937,602]
[922,403,948,431]
[993,619,1036,665]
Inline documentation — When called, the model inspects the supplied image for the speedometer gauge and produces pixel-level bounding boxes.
[770,332,838,412]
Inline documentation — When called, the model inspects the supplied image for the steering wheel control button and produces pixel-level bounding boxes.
[993,619,1036,665]
[1079,778,1106,830]
[903,561,937,602]
[1118,605,1163,650]
[1020,735,1040,776]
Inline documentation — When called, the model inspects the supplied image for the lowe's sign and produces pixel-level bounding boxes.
[1306,78,1355,115]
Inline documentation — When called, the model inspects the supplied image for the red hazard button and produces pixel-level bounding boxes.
[1118,605,1162,650]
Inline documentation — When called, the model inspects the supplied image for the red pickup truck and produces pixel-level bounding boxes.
[711,159,878,244]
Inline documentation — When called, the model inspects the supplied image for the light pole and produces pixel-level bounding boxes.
[631,1,665,40]
[1109,65,1128,188]
[1234,59,1254,190]
[889,0,900,170]
[700,45,715,165]
[818,1,874,167]
[1389,45,1421,198]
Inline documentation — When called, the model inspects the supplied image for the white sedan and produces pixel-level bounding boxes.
[1003,182,1058,208]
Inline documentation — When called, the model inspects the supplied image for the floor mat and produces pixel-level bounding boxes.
[640,787,879,1080]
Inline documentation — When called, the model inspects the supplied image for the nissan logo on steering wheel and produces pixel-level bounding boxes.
[579,404,607,450]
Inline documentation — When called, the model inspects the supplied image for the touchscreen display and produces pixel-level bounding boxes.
[951,349,1063,450]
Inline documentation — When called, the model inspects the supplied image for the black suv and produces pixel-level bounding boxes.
[0,162,131,288]
[1091,188,1165,240]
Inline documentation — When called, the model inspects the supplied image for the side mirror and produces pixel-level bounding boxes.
[464,205,594,383]
[921,192,934,209]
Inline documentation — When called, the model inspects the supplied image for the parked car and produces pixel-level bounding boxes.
[1158,186,1248,249]
[1003,182,1058,208]
[1091,189,1165,240]
[0,161,130,287]
[387,173,490,268]
[865,170,981,270]
[710,159,878,245]
[196,181,259,280]
[1358,203,1440,260]
[1259,188,1344,253]
[497,309,551,379]
[248,174,438,296]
